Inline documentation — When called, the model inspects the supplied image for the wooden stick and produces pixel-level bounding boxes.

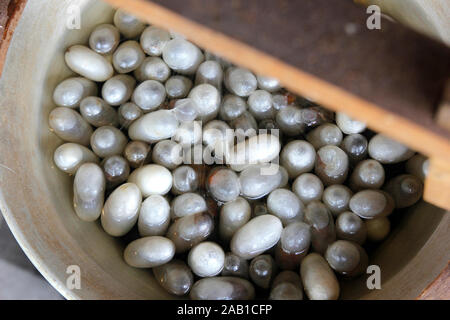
[425,158,450,210]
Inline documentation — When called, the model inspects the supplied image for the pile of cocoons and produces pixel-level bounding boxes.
[50,8,428,300]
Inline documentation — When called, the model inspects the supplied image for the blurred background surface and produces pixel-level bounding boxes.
[0,214,63,300]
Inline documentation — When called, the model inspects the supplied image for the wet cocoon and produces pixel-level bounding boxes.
[335,211,367,245]
[118,102,143,129]
[134,57,171,82]
[270,272,303,300]
[257,75,281,92]
[113,9,146,39]
[267,188,304,226]
[300,106,334,129]
[306,123,343,149]
[174,121,202,147]
[140,26,171,56]
[195,60,223,90]
[49,107,93,146]
[249,254,276,289]
[349,159,385,191]
[231,215,283,259]
[239,164,285,199]
[124,141,151,169]
[162,38,204,74]
[89,24,120,55]
[128,164,173,197]
[80,96,119,127]
[53,77,97,108]
[124,236,175,268]
[248,90,274,120]
[128,110,179,143]
[384,174,423,208]
[102,75,136,106]
[325,240,368,278]
[275,222,311,270]
[90,126,127,158]
[138,195,170,236]
[322,185,352,216]
[304,201,336,254]
[65,45,113,82]
[301,253,339,300]
[54,143,98,174]
[280,140,316,179]
[219,95,247,121]
[152,260,194,296]
[228,134,281,171]
[190,277,255,300]
[207,168,241,202]
[293,173,324,204]
[102,155,130,189]
[324,240,360,275]
[315,145,349,186]
[341,133,368,164]
[188,241,225,277]
[222,252,249,278]
[171,166,199,195]
[219,197,251,241]
[188,83,221,122]
[349,190,390,219]
[366,217,391,242]
[166,212,214,253]
[165,76,193,99]
[132,80,166,112]
[276,106,303,136]
[335,112,366,134]
[73,163,105,221]
[368,134,414,164]
[202,120,232,149]
[225,67,257,97]
[152,140,183,170]
[101,182,142,236]
[172,193,207,220]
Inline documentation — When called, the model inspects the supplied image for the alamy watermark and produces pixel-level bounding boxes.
[366,5,381,30]
[366,265,382,290]
[66,3,382,32]
[66,4,81,30]
[66,265,81,290]
[64,263,381,291]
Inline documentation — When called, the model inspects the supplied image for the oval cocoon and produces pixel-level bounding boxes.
[124,236,175,268]
[231,215,283,259]
[73,163,105,221]
[229,134,281,171]
[101,183,142,236]
[128,110,179,143]
[128,164,173,197]
[65,45,114,82]
[301,253,340,300]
